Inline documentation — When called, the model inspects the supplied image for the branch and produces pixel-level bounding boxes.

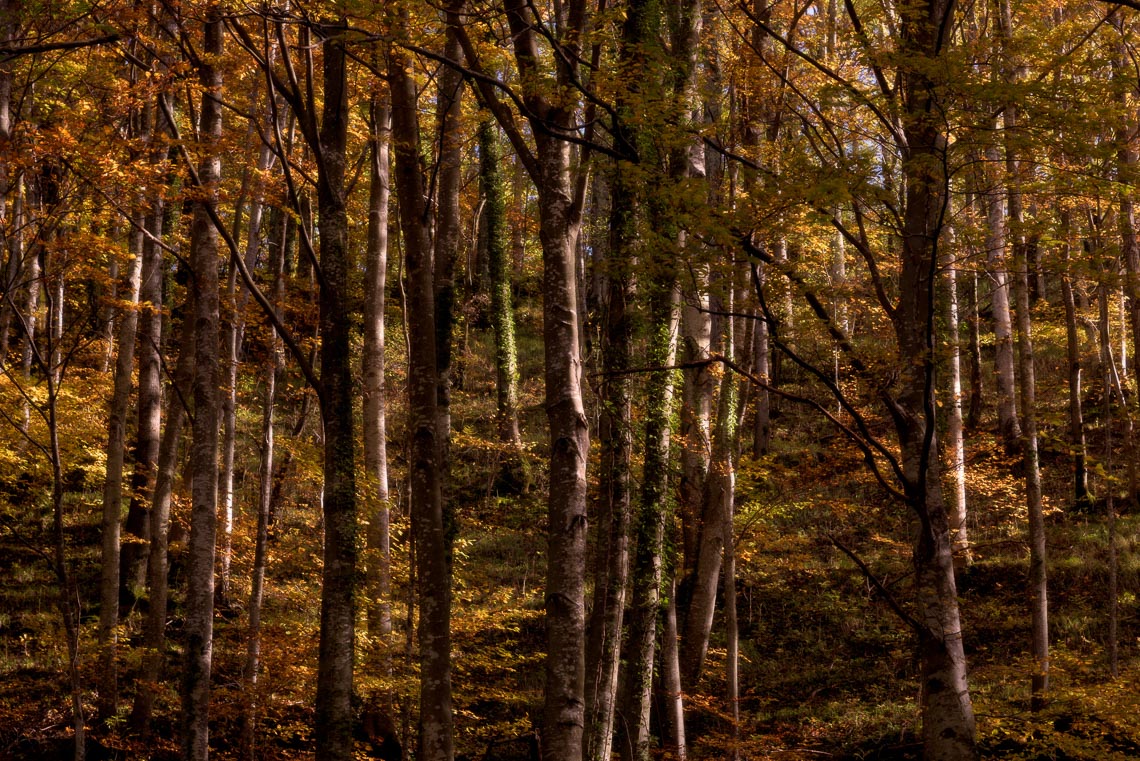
[737,0,906,154]
[0,34,121,62]
[828,533,924,635]
[155,93,325,408]
[746,260,911,496]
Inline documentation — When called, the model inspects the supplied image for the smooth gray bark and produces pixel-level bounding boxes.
[983,142,1021,452]
[181,11,223,760]
[391,28,454,761]
[121,201,165,601]
[241,222,285,761]
[363,96,393,640]
[131,271,195,733]
[98,217,145,721]
[944,242,970,561]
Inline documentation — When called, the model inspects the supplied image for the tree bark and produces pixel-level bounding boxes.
[390,28,455,761]
[480,117,523,449]
[313,24,358,761]
[241,218,285,761]
[944,240,970,562]
[363,95,393,640]
[584,128,635,761]
[121,198,166,603]
[619,284,679,761]
[131,270,195,733]
[181,10,224,759]
[97,217,145,722]
[894,0,977,752]
[1059,210,1089,506]
[1013,209,1048,710]
[680,363,736,688]
[982,142,1020,452]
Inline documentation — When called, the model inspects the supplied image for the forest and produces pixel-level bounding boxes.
[1,0,1140,759]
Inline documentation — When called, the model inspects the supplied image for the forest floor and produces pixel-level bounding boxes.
[2,359,1139,759]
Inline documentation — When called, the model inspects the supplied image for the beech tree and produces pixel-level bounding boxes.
[8,3,1140,761]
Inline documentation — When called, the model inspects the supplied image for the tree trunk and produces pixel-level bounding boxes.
[98,216,145,722]
[241,222,285,761]
[983,143,1021,453]
[434,4,464,459]
[723,497,740,761]
[680,365,736,688]
[659,576,686,761]
[584,126,635,761]
[0,3,14,364]
[678,283,712,570]
[390,28,454,761]
[181,11,224,759]
[121,199,166,603]
[534,131,590,761]
[944,241,970,562]
[620,284,679,761]
[895,0,977,752]
[1014,228,1048,709]
[216,129,274,608]
[458,2,592,755]
[1099,274,1120,677]
[363,95,393,640]
[1059,211,1089,506]
[480,117,523,450]
[131,270,196,733]
[965,268,984,432]
[314,24,358,761]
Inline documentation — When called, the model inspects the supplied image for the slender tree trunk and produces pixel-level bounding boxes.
[680,365,736,688]
[131,275,196,732]
[20,234,41,429]
[480,117,523,449]
[678,283,712,569]
[98,217,145,722]
[181,11,224,759]
[752,283,771,457]
[723,496,739,761]
[363,96,393,640]
[434,5,464,459]
[1113,22,1140,508]
[620,284,679,761]
[121,198,166,602]
[660,576,686,761]
[944,242,970,562]
[241,226,285,761]
[49,379,86,761]
[314,24,358,761]
[1099,276,1120,677]
[584,126,635,761]
[0,5,14,364]
[896,0,976,754]
[1011,186,1048,710]
[965,268,984,432]
[984,148,1020,453]
[390,29,454,761]
[1059,211,1089,506]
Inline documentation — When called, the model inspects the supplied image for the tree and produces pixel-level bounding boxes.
[180,9,224,758]
[389,16,454,759]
